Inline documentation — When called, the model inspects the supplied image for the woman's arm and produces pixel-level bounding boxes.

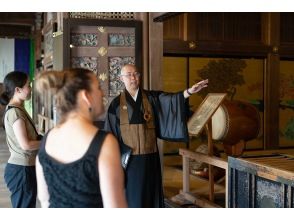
[36,156,50,208]
[98,133,127,208]
[12,118,40,150]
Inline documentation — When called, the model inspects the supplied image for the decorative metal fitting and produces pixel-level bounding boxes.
[272,46,279,53]
[98,26,105,33]
[98,47,107,56]
[189,41,197,49]
[99,73,107,81]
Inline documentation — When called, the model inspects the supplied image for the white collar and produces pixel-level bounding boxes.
[131,88,139,101]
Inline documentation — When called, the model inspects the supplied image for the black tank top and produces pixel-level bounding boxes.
[38,130,107,208]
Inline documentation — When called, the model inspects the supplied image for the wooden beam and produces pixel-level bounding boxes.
[153,12,183,22]
[182,156,190,193]
[262,13,280,149]
[180,191,223,208]
[0,24,32,38]
[164,39,271,57]
[0,12,36,26]
[280,43,294,58]
[179,149,228,170]
[206,119,215,202]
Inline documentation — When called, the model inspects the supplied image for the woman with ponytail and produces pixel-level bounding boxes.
[0,71,40,208]
[35,68,127,208]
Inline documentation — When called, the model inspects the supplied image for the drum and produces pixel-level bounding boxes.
[212,100,260,145]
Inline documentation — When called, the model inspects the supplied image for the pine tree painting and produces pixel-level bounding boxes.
[196,59,246,99]
[284,117,294,140]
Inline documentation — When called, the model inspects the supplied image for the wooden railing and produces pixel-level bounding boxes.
[179,148,228,208]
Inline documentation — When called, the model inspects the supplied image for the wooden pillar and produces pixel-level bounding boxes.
[206,119,214,202]
[56,12,69,33]
[148,13,163,90]
[134,13,163,90]
[262,13,280,149]
[134,13,149,89]
[182,156,190,193]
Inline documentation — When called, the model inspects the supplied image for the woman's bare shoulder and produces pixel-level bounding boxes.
[102,132,119,149]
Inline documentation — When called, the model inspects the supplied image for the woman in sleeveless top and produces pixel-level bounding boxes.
[0,71,41,208]
[35,68,127,208]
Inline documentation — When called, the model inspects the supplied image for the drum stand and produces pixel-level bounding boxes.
[179,118,229,207]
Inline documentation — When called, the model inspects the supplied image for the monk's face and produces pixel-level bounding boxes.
[120,64,140,92]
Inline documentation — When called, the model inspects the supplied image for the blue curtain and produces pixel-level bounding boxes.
[14,39,30,75]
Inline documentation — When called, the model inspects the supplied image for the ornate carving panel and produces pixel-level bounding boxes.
[71,56,98,74]
[71,34,98,46]
[108,33,135,47]
[64,19,142,121]
[69,12,135,20]
[109,56,135,96]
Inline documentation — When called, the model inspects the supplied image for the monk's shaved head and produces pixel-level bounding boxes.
[121,64,138,75]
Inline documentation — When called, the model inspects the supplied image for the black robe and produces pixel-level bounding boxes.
[104,89,189,208]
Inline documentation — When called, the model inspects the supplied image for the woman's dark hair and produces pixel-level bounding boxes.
[36,68,94,123]
[0,71,28,105]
